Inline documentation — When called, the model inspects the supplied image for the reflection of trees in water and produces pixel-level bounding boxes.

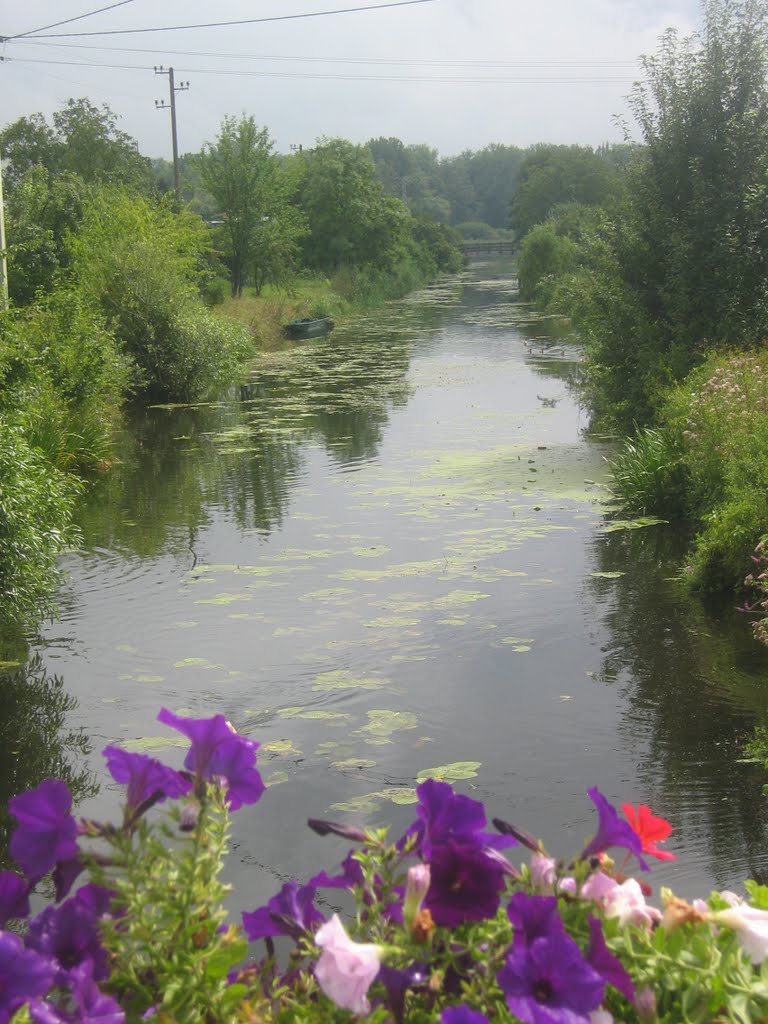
[76,403,303,556]
[0,655,96,866]
[587,527,768,884]
[242,335,413,466]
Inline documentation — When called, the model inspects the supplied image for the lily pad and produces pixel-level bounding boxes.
[263,739,301,756]
[356,710,418,737]
[173,657,220,669]
[119,737,188,753]
[331,758,377,771]
[589,571,626,579]
[375,786,418,805]
[330,793,383,814]
[416,761,481,782]
[194,592,252,606]
[265,771,290,787]
[313,670,388,692]
[600,517,668,533]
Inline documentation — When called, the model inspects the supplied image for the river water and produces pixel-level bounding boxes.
[4,260,768,906]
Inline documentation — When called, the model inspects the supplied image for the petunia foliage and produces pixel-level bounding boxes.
[2,710,768,1023]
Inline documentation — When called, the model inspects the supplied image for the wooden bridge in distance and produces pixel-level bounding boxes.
[461,240,516,259]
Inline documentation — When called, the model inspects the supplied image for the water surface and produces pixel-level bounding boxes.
[6,261,768,904]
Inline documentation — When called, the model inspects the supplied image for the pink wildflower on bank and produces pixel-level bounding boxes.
[314,914,383,1015]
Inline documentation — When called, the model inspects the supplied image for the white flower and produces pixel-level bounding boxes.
[714,904,768,964]
[314,913,383,1015]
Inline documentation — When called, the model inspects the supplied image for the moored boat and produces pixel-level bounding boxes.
[283,316,335,339]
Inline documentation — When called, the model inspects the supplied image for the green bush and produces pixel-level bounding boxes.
[0,419,80,623]
[0,289,130,471]
[67,187,254,401]
[607,427,686,517]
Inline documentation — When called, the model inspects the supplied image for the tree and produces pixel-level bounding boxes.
[298,138,410,274]
[197,116,280,297]
[0,99,151,191]
[509,144,616,238]
[564,0,768,429]
[4,167,88,304]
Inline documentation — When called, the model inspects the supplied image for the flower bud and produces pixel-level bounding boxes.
[404,864,431,929]
[634,986,657,1022]
[179,802,200,832]
[307,819,368,843]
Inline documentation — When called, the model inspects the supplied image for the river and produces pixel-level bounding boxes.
[3,259,768,907]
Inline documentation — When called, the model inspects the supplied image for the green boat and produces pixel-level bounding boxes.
[283,316,335,340]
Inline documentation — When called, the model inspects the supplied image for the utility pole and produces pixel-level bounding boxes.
[0,150,8,311]
[154,66,189,204]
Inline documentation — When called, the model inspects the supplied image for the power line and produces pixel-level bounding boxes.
[2,56,637,83]
[7,1,136,41]
[10,39,640,67]
[15,0,438,39]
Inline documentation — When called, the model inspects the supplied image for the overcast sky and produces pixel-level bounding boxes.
[1,0,700,159]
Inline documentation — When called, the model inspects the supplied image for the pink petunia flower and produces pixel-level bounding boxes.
[713,904,768,964]
[314,914,383,1015]
[582,872,661,929]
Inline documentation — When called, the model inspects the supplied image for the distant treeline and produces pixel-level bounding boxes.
[152,138,633,241]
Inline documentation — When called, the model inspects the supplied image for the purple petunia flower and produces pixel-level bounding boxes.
[0,870,30,926]
[242,881,324,942]
[441,1009,491,1024]
[498,928,605,1024]
[425,838,507,927]
[506,892,564,948]
[26,898,108,985]
[52,857,86,903]
[0,929,55,1022]
[9,779,79,885]
[405,779,517,858]
[102,745,192,813]
[586,916,635,1004]
[29,960,125,1023]
[581,787,649,872]
[309,850,366,891]
[378,962,429,1024]
[156,708,264,810]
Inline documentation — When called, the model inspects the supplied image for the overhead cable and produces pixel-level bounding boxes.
[12,0,438,39]
[7,1,136,41]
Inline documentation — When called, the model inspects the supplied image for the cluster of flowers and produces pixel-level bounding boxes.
[2,707,768,1023]
[743,538,768,647]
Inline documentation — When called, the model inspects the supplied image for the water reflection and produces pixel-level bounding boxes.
[589,526,768,890]
[24,261,768,904]
[0,655,97,866]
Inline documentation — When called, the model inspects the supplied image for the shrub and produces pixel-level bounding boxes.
[607,427,686,517]
[0,418,80,623]
[0,290,129,472]
[67,187,254,401]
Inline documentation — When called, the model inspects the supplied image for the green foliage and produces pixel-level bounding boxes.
[517,222,578,300]
[607,427,687,517]
[197,116,305,298]
[95,788,247,1022]
[4,167,89,304]
[0,418,80,623]
[509,144,618,238]
[0,98,152,192]
[543,1,768,430]
[0,289,129,471]
[609,348,768,592]
[299,138,411,274]
[67,187,252,401]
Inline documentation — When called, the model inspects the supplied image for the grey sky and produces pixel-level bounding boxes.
[1,0,700,159]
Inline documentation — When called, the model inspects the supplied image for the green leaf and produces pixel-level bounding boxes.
[204,939,249,981]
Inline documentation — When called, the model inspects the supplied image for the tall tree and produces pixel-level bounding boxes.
[0,99,151,191]
[197,116,281,297]
[510,144,616,239]
[298,138,409,274]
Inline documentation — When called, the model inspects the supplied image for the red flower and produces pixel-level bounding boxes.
[621,803,676,861]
